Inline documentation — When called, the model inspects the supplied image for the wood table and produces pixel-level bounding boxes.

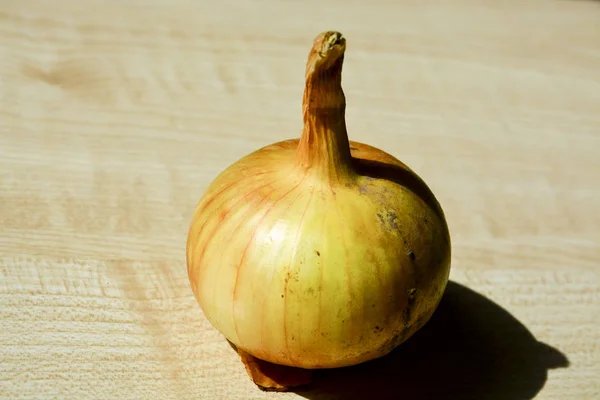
[1,1,598,398]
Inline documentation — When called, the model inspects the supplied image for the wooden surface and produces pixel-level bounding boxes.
[1,0,599,399]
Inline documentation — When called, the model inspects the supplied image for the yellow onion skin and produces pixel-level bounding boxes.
[186,31,451,369]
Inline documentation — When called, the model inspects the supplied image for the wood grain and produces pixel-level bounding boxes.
[1,0,599,399]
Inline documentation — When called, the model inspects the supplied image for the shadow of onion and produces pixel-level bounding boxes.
[296,281,569,400]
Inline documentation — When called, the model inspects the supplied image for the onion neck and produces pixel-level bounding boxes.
[296,31,354,183]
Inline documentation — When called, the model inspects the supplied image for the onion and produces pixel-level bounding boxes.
[186,31,451,387]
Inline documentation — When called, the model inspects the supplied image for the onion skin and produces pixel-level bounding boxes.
[186,31,451,369]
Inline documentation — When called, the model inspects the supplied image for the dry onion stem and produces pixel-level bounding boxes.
[186,31,451,391]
